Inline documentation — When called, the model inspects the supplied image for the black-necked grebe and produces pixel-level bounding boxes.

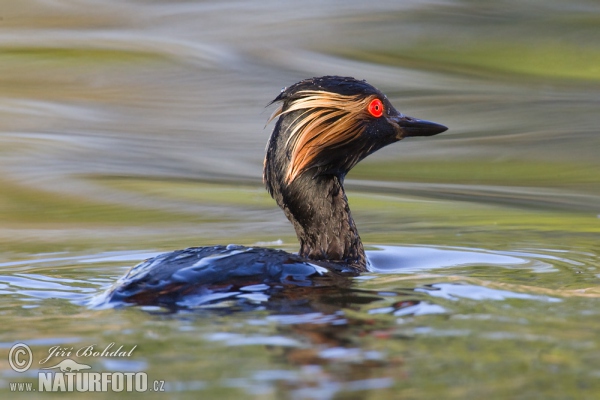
[102,76,447,308]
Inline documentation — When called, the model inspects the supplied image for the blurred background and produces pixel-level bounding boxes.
[0,0,599,255]
[1,1,600,398]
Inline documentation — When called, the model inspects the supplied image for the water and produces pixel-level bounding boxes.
[1,0,599,398]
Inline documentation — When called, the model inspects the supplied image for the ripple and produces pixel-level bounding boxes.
[417,283,561,303]
[0,244,581,310]
[0,250,158,269]
[0,273,99,303]
[367,245,560,273]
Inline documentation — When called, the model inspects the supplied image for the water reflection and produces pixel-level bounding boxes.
[370,245,534,272]
[368,245,583,274]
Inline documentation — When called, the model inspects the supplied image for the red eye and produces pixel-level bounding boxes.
[368,98,384,118]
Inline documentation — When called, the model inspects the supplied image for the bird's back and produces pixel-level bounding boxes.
[96,245,356,308]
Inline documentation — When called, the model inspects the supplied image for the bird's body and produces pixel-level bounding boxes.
[100,76,447,308]
[103,245,356,307]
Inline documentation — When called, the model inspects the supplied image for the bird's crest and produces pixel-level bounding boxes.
[268,90,377,183]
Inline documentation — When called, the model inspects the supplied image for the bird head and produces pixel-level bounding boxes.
[264,76,447,191]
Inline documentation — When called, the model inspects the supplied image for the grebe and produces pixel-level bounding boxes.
[101,76,447,307]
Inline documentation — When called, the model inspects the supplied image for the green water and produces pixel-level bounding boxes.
[1,0,599,398]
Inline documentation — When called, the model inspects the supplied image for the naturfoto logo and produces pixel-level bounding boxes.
[8,342,165,393]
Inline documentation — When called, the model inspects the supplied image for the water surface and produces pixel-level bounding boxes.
[1,0,599,399]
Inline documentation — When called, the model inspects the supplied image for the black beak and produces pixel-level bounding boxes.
[394,114,448,138]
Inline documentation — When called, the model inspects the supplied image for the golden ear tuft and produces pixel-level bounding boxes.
[269,91,377,183]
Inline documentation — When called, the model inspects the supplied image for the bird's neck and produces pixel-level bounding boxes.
[276,173,367,271]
